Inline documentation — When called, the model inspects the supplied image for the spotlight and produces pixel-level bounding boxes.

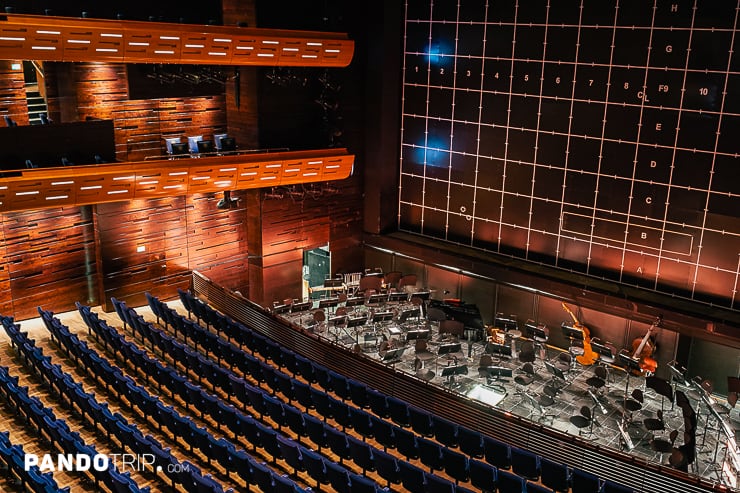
[216,190,238,209]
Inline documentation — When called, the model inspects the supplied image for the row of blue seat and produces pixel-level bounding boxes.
[0,420,69,493]
[0,316,147,493]
[171,289,638,493]
[146,293,561,492]
[77,302,322,493]
[106,299,388,493]
[32,309,229,493]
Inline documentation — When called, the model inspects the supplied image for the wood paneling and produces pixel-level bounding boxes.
[0,148,354,213]
[95,197,191,310]
[0,14,354,67]
[185,190,249,293]
[0,60,29,126]
[1,206,97,320]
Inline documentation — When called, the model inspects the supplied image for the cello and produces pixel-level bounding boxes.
[631,316,661,375]
[561,302,599,366]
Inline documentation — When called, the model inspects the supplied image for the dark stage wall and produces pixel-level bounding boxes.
[398,0,740,310]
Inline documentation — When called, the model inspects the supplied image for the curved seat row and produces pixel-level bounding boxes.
[31,309,230,493]
[0,410,70,493]
[107,298,387,493]
[171,289,637,493]
[0,316,147,493]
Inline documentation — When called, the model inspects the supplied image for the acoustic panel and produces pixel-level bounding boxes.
[398,0,740,309]
[0,13,353,67]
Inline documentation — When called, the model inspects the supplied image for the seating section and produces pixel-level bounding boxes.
[0,286,637,493]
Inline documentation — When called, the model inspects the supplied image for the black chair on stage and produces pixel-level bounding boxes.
[469,458,497,493]
[622,388,643,425]
[570,405,595,436]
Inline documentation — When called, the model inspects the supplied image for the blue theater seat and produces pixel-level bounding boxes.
[497,468,526,493]
[399,460,427,493]
[388,396,411,427]
[283,405,307,439]
[293,379,314,411]
[433,415,459,448]
[418,437,445,471]
[328,370,350,401]
[348,378,369,408]
[602,479,634,493]
[347,434,375,473]
[367,388,389,417]
[373,448,401,488]
[483,435,511,470]
[443,446,470,484]
[276,435,305,475]
[304,413,328,451]
[302,448,329,488]
[458,426,484,458]
[572,468,601,493]
[394,426,419,460]
[425,472,456,493]
[469,458,497,493]
[369,414,395,450]
[408,405,434,437]
[349,472,382,493]
[326,460,352,493]
[349,406,374,440]
[511,446,540,480]
[540,456,571,492]
[325,425,351,464]
[332,399,353,430]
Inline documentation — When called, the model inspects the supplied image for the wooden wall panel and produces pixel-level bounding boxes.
[0,224,11,316]
[95,197,190,309]
[185,190,249,293]
[0,60,30,126]
[1,206,98,320]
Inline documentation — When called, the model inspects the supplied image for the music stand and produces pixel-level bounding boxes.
[397,307,420,323]
[438,342,462,356]
[367,293,388,305]
[371,311,394,323]
[441,364,468,387]
[323,278,344,288]
[590,339,615,360]
[290,301,311,313]
[318,297,340,309]
[525,321,548,340]
[405,329,430,341]
[481,366,512,393]
[345,296,365,307]
[485,342,512,358]
[272,304,291,315]
[544,360,567,390]
[618,350,642,420]
[561,322,584,340]
[522,390,543,419]
[381,347,406,364]
[388,292,409,303]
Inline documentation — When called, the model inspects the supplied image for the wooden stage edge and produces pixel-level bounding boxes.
[191,270,723,493]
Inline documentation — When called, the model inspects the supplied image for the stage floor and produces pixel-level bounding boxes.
[277,300,740,490]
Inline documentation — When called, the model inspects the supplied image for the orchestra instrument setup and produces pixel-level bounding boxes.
[272,274,739,489]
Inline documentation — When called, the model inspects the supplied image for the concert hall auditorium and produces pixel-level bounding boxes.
[0,1,737,492]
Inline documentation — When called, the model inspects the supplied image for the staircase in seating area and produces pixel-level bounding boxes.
[25,83,48,125]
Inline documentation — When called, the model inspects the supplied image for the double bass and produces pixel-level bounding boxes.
[561,302,599,366]
[631,316,661,375]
